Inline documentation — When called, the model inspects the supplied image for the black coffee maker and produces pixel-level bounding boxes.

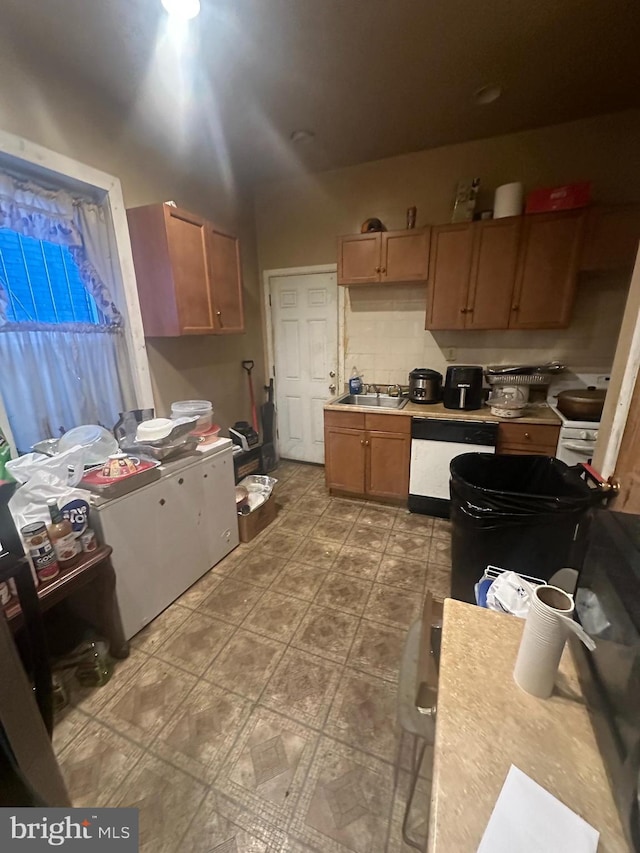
[443,366,484,410]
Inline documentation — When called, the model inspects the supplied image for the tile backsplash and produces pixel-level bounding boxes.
[344,274,629,386]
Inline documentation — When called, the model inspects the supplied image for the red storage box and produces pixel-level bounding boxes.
[525,181,591,214]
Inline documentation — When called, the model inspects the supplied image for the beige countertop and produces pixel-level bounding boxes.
[428,600,626,852]
[324,396,562,426]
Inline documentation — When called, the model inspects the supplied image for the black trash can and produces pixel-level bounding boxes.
[450,453,595,604]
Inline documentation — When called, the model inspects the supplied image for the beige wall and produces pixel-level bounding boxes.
[0,38,264,430]
[255,110,640,382]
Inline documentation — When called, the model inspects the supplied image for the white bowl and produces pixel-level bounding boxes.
[136,418,174,443]
[490,405,526,419]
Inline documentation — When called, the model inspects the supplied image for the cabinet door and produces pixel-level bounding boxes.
[324,427,366,493]
[580,204,640,272]
[91,485,165,640]
[338,234,381,285]
[466,217,521,330]
[510,211,585,329]
[366,431,410,500]
[381,229,430,282]
[425,224,474,330]
[207,228,245,333]
[164,206,216,334]
[201,450,239,568]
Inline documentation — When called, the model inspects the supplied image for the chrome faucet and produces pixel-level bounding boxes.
[387,384,403,398]
[367,383,380,398]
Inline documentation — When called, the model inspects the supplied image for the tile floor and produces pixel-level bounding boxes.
[53,460,452,853]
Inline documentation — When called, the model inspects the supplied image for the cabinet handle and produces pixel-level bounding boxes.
[159,498,166,506]
[524,433,531,439]
[216,311,222,317]
[178,477,184,485]
[511,304,519,311]
[375,266,381,273]
[380,267,386,274]
[360,439,364,446]
[365,440,370,446]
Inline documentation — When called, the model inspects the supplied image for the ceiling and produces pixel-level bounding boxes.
[3,0,640,186]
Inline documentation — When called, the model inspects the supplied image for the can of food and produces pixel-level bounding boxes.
[80,529,97,553]
[21,522,59,582]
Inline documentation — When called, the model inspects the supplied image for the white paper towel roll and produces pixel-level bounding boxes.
[513,585,574,699]
[494,182,523,218]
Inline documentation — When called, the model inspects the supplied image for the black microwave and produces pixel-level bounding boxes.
[571,509,640,852]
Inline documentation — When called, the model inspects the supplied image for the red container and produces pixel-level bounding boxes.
[525,181,591,214]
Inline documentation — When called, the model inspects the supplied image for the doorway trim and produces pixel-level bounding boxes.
[262,264,343,392]
[595,249,640,479]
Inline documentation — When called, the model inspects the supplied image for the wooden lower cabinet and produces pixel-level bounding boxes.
[324,426,366,493]
[324,411,410,501]
[366,431,410,499]
[497,422,560,456]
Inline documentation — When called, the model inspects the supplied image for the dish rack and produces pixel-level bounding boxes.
[486,373,551,386]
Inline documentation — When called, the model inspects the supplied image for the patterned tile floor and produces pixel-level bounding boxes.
[53,460,452,853]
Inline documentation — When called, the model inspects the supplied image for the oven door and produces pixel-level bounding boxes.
[556,435,597,466]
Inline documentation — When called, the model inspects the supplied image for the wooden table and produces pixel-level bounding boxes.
[3,545,129,659]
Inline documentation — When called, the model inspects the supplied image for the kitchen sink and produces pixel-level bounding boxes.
[335,394,408,410]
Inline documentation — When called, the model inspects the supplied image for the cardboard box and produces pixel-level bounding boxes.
[525,181,591,214]
[237,494,277,543]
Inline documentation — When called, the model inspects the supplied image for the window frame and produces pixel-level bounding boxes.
[0,129,153,417]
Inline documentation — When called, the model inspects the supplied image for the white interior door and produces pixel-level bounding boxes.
[270,270,338,463]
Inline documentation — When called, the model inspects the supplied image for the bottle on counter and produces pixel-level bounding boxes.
[349,366,363,395]
[47,499,81,570]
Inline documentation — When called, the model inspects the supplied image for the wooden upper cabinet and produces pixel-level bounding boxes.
[426,224,474,330]
[510,210,585,330]
[381,229,430,282]
[337,229,430,285]
[165,207,215,334]
[338,233,381,285]
[580,204,640,272]
[466,217,522,330]
[127,202,245,337]
[207,227,244,334]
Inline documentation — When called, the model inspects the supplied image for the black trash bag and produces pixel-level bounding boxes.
[449,453,595,603]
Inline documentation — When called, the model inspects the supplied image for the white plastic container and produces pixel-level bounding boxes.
[170,400,213,435]
[493,182,524,219]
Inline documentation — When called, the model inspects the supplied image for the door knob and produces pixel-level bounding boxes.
[329,371,336,378]
[329,384,336,393]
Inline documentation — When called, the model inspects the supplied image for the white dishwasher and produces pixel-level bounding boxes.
[90,440,238,640]
[408,418,498,517]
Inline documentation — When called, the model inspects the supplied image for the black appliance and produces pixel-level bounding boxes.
[409,368,442,404]
[229,421,260,451]
[572,509,640,851]
[443,365,484,410]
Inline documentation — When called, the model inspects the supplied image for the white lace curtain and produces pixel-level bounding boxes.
[0,171,136,451]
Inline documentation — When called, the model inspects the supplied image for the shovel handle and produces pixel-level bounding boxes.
[241,360,255,374]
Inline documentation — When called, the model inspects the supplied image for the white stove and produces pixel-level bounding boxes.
[547,371,610,465]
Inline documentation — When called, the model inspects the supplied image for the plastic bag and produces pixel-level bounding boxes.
[8,445,91,537]
[485,570,536,618]
[6,445,87,486]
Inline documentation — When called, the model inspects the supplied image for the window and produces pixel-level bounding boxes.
[0,228,106,325]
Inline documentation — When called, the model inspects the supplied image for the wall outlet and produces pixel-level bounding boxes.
[444,348,457,362]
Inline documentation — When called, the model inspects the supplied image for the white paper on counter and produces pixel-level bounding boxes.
[477,765,599,853]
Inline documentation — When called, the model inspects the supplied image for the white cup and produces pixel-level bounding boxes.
[513,585,574,699]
